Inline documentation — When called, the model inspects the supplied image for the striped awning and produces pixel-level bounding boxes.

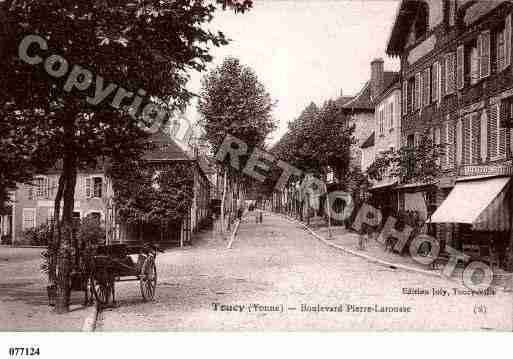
[429,177,511,231]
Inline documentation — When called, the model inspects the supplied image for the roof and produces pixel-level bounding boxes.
[334,96,354,107]
[339,71,399,111]
[360,132,375,149]
[386,0,422,56]
[142,131,193,162]
[373,74,401,104]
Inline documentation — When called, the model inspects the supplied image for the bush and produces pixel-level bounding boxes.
[77,215,105,247]
[1,234,12,245]
[22,223,52,246]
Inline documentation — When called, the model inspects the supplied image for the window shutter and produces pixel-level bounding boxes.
[488,104,498,159]
[402,81,408,115]
[445,53,455,95]
[447,119,455,167]
[456,45,464,89]
[441,122,448,169]
[434,127,441,166]
[480,31,491,78]
[432,62,439,103]
[85,177,91,198]
[497,31,506,72]
[390,102,394,128]
[440,57,446,98]
[463,115,472,164]
[471,113,481,164]
[423,67,430,106]
[506,14,512,68]
[456,118,463,165]
[26,184,33,201]
[415,72,421,110]
[499,102,508,157]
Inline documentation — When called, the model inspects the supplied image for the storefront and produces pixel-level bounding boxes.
[429,175,512,268]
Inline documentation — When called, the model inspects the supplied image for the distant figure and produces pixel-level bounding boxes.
[359,223,370,251]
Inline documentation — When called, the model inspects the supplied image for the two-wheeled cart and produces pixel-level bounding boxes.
[89,243,163,305]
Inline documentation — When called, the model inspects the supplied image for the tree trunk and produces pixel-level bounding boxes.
[220,169,227,233]
[55,120,77,314]
[48,174,65,285]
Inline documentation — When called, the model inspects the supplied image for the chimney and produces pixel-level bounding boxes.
[370,58,384,101]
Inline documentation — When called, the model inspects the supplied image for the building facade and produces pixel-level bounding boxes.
[8,169,107,244]
[338,59,399,171]
[5,132,211,246]
[387,0,513,268]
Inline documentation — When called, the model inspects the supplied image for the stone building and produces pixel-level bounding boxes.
[338,59,400,171]
[387,0,513,268]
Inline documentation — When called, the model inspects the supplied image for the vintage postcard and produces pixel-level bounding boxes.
[1,0,513,346]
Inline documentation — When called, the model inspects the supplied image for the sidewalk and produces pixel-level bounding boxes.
[279,213,513,291]
[0,247,95,331]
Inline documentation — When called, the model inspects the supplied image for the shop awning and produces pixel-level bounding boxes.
[429,177,511,231]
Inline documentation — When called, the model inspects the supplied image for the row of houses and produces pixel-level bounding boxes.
[337,0,513,270]
[0,122,213,246]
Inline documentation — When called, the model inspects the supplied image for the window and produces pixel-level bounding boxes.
[407,134,415,148]
[407,77,415,113]
[22,208,36,230]
[389,102,394,129]
[415,72,421,110]
[34,176,50,199]
[448,0,456,27]
[47,207,55,224]
[379,109,384,135]
[496,15,511,72]
[25,184,34,201]
[456,45,464,89]
[445,52,456,95]
[469,43,480,85]
[500,98,513,128]
[402,81,408,116]
[86,176,103,198]
[462,113,481,165]
[488,103,507,160]
[431,62,439,103]
[441,118,455,169]
[422,68,430,106]
[479,31,491,78]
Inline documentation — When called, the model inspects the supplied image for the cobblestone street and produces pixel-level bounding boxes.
[97,213,513,331]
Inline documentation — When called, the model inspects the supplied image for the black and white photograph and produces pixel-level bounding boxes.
[1,1,513,353]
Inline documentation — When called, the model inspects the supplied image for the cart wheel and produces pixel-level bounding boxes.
[91,274,113,306]
[140,257,157,301]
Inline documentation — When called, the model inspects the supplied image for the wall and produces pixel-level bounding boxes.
[12,172,106,243]
[375,87,402,154]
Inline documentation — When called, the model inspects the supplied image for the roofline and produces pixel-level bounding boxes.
[374,79,401,105]
[386,0,405,55]
[341,81,373,111]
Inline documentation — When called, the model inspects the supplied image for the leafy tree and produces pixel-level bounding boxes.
[366,132,445,185]
[198,57,276,230]
[108,159,195,226]
[1,0,252,313]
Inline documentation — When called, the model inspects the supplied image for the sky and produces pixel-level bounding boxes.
[186,0,401,144]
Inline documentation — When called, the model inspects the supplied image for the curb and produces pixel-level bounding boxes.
[271,212,513,291]
[0,245,47,249]
[274,212,446,280]
[82,302,99,332]
[227,219,242,249]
